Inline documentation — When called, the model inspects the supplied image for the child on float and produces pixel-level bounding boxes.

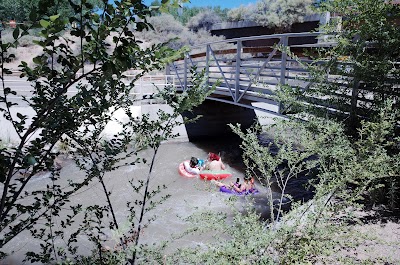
[183,157,202,175]
[183,152,225,175]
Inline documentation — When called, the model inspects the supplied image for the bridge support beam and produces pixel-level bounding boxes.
[235,41,242,102]
[182,99,258,141]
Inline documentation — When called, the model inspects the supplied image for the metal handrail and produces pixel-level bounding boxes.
[0,74,176,104]
[168,31,326,114]
[188,31,325,50]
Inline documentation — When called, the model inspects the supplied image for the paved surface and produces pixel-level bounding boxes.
[0,76,188,144]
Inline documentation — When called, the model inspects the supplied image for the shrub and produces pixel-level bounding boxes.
[0,0,213,263]
[227,4,256,22]
[251,0,314,32]
[138,14,187,50]
[146,13,185,35]
[167,105,399,264]
[186,9,222,32]
[138,14,228,53]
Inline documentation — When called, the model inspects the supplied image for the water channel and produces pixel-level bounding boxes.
[2,132,315,264]
[1,99,313,264]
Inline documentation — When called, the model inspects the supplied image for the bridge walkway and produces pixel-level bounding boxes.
[168,32,335,117]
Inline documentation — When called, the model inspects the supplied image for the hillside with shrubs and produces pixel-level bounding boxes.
[2,3,232,70]
[227,0,314,31]
[1,0,317,69]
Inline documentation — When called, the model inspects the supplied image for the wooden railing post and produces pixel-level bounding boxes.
[165,64,170,76]
[280,36,288,86]
[235,40,242,102]
[206,44,210,88]
[349,78,360,134]
[279,36,289,113]
[184,53,188,90]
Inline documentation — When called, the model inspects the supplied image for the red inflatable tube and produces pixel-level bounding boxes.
[199,170,232,181]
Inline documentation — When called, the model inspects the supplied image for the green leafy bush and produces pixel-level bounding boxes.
[186,10,222,32]
[252,0,314,32]
[227,4,256,22]
[0,0,214,263]
[168,106,399,264]
[226,0,314,31]
[138,14,228,53]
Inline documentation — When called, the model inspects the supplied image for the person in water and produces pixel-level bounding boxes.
[212,175,256,194]
[204,152,226,171]
[183,157,202,175]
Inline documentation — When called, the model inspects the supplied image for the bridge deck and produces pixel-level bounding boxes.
[168,32,338,116]
[168,31,399,122]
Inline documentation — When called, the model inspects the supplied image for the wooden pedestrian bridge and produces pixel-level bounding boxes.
[167,31,336,118]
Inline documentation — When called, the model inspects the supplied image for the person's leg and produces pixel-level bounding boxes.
[211,179,225,187]
[191,167,200,175]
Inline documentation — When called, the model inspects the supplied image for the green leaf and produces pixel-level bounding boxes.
[49,14,60,22]
[27,156,37,166]
[12,27,20,40]
[39,19,50,28]
[4,87,11,94]
[16,113,25,119]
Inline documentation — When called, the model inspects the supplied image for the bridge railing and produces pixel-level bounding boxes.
[168,31,399,121]
[167,32,334,114]
[0,74,177,105]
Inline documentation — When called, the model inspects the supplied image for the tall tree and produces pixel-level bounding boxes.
[0,0,103,22]
[0,0,37,22]
[323,0,400,131]
[0,0,211,263]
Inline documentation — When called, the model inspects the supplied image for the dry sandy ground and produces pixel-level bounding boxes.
[335,209,400,264]
[354,221,400,264]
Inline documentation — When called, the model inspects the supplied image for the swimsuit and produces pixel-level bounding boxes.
[183,161,200,175]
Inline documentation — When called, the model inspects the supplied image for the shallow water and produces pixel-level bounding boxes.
[2,135,313,264]
[1,140,251,262]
